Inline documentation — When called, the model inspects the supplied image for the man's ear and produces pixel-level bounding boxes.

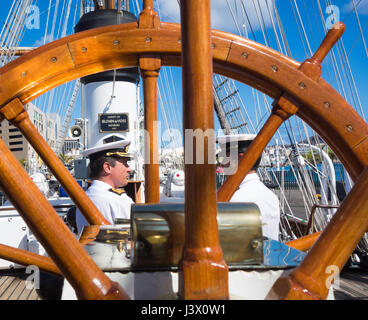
[102,161,112,175]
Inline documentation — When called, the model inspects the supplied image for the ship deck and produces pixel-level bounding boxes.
[333,268,368,300]
[0,268,367,300]
[0,270,41,300]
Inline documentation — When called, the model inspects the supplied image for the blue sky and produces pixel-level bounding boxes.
[1,0,368,147]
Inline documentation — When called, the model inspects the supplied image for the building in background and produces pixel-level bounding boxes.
[62,137,82,157]
[0,102,60,174]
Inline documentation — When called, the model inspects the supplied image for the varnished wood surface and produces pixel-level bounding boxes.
[178,0,229,300]
[140,55,161,204]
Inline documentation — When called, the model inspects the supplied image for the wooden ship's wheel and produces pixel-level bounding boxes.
[0,0,367,300]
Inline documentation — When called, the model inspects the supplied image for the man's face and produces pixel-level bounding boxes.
[108,158,131,188]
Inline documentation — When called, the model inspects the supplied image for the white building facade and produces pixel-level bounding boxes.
[0,102,60,174]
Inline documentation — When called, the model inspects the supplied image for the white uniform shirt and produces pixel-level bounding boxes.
[230,172,280,240]
[76,180,134,234]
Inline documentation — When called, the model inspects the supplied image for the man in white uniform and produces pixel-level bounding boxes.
[217,134,280,240]
[75,139,134,234]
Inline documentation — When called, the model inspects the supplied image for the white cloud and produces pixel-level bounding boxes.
[342,0,368,15]
[33,34,54,47]
[155,0,181,22]
[155,0,275,35]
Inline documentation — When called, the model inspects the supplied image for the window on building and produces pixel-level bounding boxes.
[9,141,23,146]
[10,148,23,152]
[9,128,20,133]
[9,134,23,139]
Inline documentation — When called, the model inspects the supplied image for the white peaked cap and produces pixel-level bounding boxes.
[82,139,132,158]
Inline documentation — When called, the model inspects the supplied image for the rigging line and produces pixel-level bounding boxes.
[223,78,249,133]
[50,0,60,42]
[254,98,268,132]
[250,89,259,133]
[265,0,283,54]
[133,0,142,15]
[302,0,319,50]
[3,1,19,46]
[48,0,73,115]
[11,5,30,56]
[289,0,308,57]
[265,169,298,238]
[5,0,25,49]
[316,0,348,101]
[347,19,368,57]
[339,40,366,120]
[342,0,365,24]
[33,0,52,111]
[235,86,256,133]
[7,0,26,46]
[61,0,73,38]
[309,0,337,90]
[167,69,181,127]
[166,69,182,135]
[239,2,248,37]
[219,78,240,129]
[0,0,16,41]
[299,121,329,205]
[325,0,366,120]
[0,2,18,64]
[45,1,62,114]
[336,39,360,109]
[43,0,52,45]
[224,4,268,133]
[6,0,31,62]
[226,0,243,36]
[256,0,272,47]
[263,99,311,225]
[157,75,175,136]
[56,0,68,40]
[292,0,313,56]
[251,0,269,46]
[158,65,179,130]
[5,4,22,52]
[255,90,262,129]
[161,68,180,135]
[157,73,173,134]
[157,87,171,147]
[39,0,57,115]
[284,119,314,205]
[316,5,345,97]
[352,0,368,58]
[272,0,292,57]
[56,80,74,116]
[240,0,257,41]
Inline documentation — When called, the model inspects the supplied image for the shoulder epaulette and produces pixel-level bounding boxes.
[109,188,126,195]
